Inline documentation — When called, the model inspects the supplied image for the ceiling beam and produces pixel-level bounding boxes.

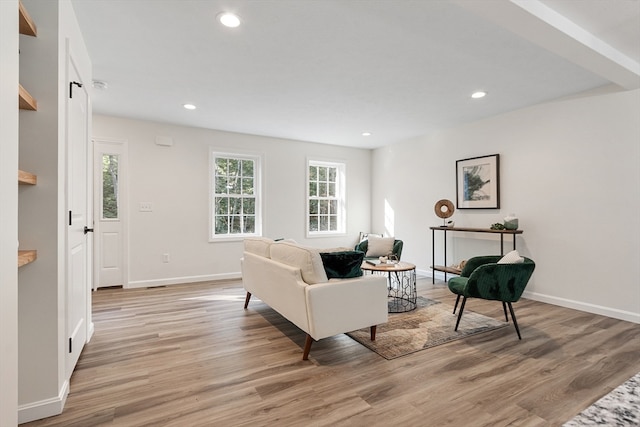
[452,0,640,90]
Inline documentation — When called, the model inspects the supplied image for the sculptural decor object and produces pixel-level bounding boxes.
[435,199,455,226]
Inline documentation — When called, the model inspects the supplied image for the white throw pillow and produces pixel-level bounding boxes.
[366,236,395,257]
[497,250,525,264]
[244,237,274,258]
[270,241,328,284]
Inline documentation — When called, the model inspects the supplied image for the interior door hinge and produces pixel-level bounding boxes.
[69,210,72,226]
[68,337,72,353]
[69,81,83,98]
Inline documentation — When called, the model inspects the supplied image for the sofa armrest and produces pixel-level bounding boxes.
[242,252,311,333]
[305,275,388,340]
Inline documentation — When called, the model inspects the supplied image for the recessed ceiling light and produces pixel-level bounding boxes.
[362,132,372,136]
[183,104,196,110]
[217,12,241,28]
[471,91,487,99]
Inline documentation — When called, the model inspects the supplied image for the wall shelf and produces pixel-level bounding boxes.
[18,5,38,268]
[18,169,37,185]
[18,250,37,267]
[19,84,37,110]
[19,0,37,37]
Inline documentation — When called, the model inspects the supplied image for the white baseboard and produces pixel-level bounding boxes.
[18,380,68,424]
[126,272,242,289]
[417,268,458,282]
[522,290,640,324]
[419,269,638,324]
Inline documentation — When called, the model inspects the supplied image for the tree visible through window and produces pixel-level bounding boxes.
[308,161,345,235]
[211,153,261,238]
[102,154,119,219]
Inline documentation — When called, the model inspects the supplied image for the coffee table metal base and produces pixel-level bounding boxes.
[387,268,417,312]
[363,263,417,313]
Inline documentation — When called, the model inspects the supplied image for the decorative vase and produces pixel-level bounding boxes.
[504,214,519,230]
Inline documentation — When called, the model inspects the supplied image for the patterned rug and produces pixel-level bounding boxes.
[563,372,640,426]
[346,297,509,359]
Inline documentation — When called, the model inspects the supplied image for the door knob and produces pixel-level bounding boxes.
[84,226,94,234]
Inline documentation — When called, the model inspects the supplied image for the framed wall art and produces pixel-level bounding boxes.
[456,154,500,209]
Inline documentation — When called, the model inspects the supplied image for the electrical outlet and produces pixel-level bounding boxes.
[163,253,170,263]
[139,202,153,212]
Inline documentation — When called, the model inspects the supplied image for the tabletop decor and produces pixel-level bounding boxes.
[456,154,500,209]
[434,199,455,226]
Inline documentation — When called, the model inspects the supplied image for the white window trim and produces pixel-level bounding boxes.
[306,159,346,238]
[209,150,263,242]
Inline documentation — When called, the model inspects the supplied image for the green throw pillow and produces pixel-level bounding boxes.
[319,251,365,279]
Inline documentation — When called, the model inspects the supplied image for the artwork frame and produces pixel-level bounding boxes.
[456,154,500,209]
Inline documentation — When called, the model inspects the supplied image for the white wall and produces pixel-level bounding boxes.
[18,0,93,422]
[92,115,373,287]
[372,88,640,322]
[0,1,19,425]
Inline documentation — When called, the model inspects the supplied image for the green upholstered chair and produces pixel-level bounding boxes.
[354,239,403,261]
[448,255,535,339]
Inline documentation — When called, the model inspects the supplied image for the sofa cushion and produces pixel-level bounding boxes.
[270,242,328,284]
[319,251,365,279]
[244,237,275,258]
[498,250,525,264]
[366,236,395,257]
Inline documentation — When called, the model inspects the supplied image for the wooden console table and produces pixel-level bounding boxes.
[430,226,524,283]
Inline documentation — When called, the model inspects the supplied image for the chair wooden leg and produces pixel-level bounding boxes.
[370,325,377,341]
[507,302,522,340]
[454,297,467,331]
[502,301,508,322]
[243,292,252,309]
[303,334,314,360]
[453,295,461,314]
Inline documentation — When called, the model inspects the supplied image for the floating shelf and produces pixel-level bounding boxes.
[18,250,37,267]
[19,1,37,37]
[19,84,37,110]
[18,169,37,185]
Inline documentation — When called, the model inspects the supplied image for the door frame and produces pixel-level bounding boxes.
[92,137,129,290]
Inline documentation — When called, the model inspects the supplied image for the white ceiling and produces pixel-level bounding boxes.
[71,0,640,149]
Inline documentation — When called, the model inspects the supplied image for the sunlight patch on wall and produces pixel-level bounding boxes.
[385,199,395,237]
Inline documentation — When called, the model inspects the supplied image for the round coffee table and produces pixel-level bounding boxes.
[361,261,417,313]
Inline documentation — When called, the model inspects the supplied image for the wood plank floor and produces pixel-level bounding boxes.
[23,277,640,427]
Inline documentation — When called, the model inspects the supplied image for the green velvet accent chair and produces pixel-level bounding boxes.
[447,255,535,339]
[354,239,403,261]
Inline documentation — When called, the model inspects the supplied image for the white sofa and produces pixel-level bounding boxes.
[241,238,388,360]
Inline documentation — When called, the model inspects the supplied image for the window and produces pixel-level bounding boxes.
[307,160,345,236]
[102,154,119,219]
[210,152,261,240]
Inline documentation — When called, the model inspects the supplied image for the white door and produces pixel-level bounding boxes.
[93,139,127,289]
[66,55,91,376]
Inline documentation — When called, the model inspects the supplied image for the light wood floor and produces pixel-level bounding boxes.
[24,277,639,427]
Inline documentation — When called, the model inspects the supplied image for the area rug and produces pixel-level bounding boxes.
[346,297,508,359]
[563,372,640,426]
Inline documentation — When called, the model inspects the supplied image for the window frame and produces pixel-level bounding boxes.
[306,159,346,238]
[209,150,262,242]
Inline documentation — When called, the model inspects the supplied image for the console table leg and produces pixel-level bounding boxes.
[431,229,435,284]
[444,229,447,282]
